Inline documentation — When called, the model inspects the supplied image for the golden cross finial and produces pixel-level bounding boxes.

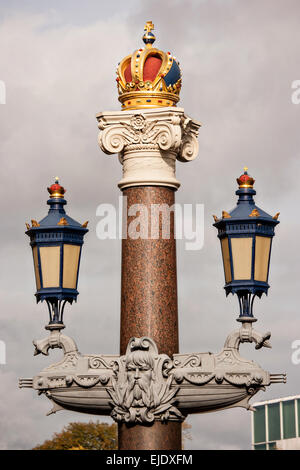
[144,21,154,33]
[244,166,248,172]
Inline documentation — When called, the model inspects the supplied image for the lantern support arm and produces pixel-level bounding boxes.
[20,332,286,420]
[33,328,78,357]
[223,321,272,350]
[46,299,68,326]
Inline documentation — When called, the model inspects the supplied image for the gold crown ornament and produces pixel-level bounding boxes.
[116,21,182,110]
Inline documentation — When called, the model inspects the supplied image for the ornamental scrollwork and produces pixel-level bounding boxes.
[20,327,286,421]
[98,124,126,155]
[177,116,201,162]
[97,110,199,158]
[119,113,181,153]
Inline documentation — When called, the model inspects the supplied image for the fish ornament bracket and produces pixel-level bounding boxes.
[19,323,286,423]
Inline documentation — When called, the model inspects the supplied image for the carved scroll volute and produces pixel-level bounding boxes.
[177,117,201,162]
[156,115,182,152]
[97,119,126,155]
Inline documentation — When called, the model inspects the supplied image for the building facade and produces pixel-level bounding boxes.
[251,395,300,450]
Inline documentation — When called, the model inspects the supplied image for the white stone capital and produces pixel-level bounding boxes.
[96,107,201,190]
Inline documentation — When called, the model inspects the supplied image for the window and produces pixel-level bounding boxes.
[254,444,266,450]
[268,403,281,441]
[298,399,300,436]
[282,400,296,439]
[254,406,266,444]
[252,397,300,450]
[268,442,277,450]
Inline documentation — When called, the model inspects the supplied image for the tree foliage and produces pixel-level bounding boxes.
[33,421,117,450]
[33,419,192,450]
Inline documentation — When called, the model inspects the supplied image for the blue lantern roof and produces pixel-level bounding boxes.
[26,178,88,235]
[214,168,280,227]
[227,192,274,222]
[38,208,83,229]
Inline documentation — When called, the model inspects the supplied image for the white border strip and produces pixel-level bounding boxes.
[252,394,300,407]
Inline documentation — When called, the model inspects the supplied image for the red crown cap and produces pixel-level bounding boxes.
[236,167,255,188]
[47,177,66,198]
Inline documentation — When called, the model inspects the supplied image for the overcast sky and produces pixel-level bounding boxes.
[0,0,299,450]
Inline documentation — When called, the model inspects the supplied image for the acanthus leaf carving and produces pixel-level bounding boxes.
[177,117,201,162]
[118,114,181,152]
[97,110,200,157]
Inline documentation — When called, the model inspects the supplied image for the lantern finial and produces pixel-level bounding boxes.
[47,178,66,199]
[236,168,255,189]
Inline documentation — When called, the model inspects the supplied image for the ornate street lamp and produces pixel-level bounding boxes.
[25,179,88,327]
[20,23,286,451]
[213,168,279,321]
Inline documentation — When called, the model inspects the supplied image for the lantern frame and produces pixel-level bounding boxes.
[214,171,279,320]
[26,180,88,325]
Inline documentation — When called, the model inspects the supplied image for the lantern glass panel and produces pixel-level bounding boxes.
[32,246,41,290]
[231,237,253,280]
[39,246,60,288]
[221,238,232,283]
[254,236,271,282]
[63,244,81,289]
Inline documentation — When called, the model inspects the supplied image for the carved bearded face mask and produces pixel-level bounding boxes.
[125,350,155,397]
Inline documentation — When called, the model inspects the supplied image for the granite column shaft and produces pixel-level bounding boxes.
[119,185,181,450]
